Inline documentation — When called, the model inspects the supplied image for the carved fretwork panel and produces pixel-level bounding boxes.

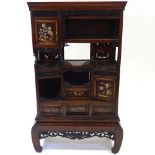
[34,48,63,65]
[95,78,115,101]
[40,131,114,140]
[34,19,59,48]
[91,42,117,65]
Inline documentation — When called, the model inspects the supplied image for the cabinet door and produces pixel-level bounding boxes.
[33,18,60,48]
[94,77,116,101]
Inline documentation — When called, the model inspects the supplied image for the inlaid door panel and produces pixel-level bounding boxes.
[34,18,60,48]
[94,77,116,101]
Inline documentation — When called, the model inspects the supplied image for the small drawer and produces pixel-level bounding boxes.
[42,105,62,115]
[38,71,60,79]
[92,105,113,115]
[66,105,89,115]
[64,87,89,98]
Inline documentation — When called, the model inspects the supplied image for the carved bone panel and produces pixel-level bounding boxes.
[94,77,116,101]
[34,18,60,48]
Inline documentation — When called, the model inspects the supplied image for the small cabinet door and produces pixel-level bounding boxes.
[94,77,116,101]
[33,17,60,48]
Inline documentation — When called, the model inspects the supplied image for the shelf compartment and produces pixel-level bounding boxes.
[63,70,90,86]
[39,78,61,100]
[65,18,119,40]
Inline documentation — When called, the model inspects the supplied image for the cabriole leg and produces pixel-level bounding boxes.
[31,124,43,152]
[111,126,123,154]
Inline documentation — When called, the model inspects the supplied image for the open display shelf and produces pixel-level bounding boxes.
[28,1,127,153]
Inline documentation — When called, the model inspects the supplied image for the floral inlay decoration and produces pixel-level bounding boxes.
[35,20,58,45]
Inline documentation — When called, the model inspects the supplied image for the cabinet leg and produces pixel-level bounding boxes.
[31,124,43,152]
[111,126,123,154]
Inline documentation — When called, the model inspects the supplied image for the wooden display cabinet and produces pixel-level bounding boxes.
[27,1,127,153]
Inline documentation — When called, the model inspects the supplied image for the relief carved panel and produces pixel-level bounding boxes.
[66,105,88,115]
[42,105,61,114]
[93,106,113,115]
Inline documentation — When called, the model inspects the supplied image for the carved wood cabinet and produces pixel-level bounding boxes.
[27,1,127,153]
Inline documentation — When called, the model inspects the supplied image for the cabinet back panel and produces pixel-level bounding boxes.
[65,19,119,39]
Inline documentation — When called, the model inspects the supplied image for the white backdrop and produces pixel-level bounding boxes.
[0,0,155,155]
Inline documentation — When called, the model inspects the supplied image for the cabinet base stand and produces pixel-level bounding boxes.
[31,122,123,154]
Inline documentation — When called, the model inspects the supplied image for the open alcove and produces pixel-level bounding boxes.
[39,78,61,100]
[63,43,91,86]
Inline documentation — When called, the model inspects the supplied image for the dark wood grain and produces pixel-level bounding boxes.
[27,1,127,153]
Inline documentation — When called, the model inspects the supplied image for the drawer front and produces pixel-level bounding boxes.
[42,105,62,115]
[94,77,115,101]
[92,105,113,115]
[38,71,60,79]
[66,105,89,115]
[40,100,114,116]
[64,87,89,98]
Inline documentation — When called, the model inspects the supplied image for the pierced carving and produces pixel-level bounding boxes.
[34,48,62,65]
[63,61,72,66]
[82,61,90,67]
[40,131,114,140]
[91,42,117,65]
